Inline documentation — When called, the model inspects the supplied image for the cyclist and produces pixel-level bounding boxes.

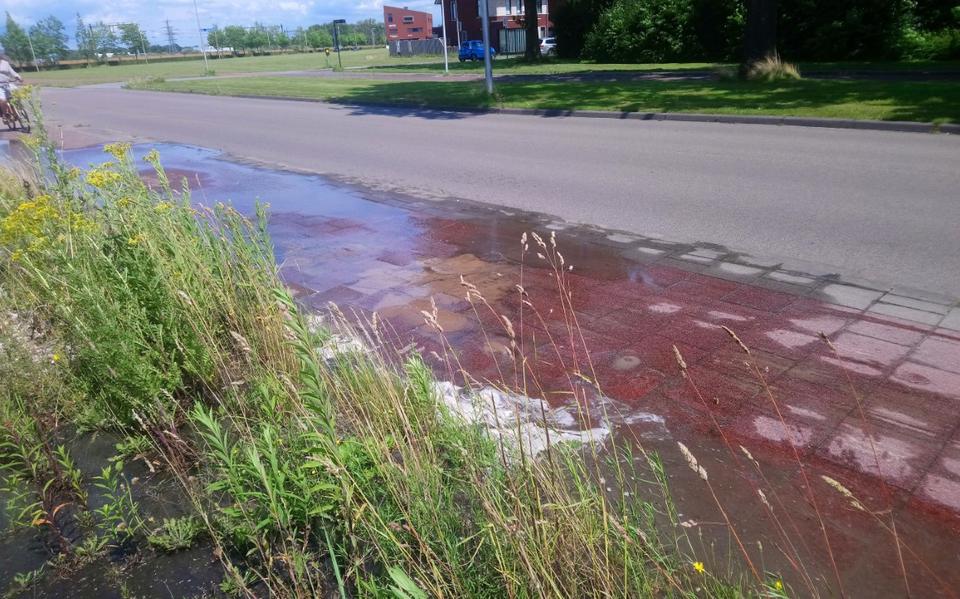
[0,52,24,118]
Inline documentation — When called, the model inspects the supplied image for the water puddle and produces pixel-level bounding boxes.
[2,140,959,597]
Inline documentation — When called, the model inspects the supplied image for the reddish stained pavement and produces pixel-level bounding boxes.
[61,141,956,597]
[274,206,960,597]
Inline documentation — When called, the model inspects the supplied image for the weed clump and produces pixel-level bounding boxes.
[743,55,802,81]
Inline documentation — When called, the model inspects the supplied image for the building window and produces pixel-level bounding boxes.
[506,0,513,13]
[387,13,393,22]
[538,0,543,13]
[403,15,414,23]
[409,27,422,33]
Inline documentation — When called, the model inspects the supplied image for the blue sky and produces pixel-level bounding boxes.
[3,0,440,48]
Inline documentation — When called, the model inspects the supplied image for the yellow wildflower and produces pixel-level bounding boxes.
[52,353,61,363]
[774,580,783,591]
[85,169,122,189]
[154,202,172,213]
[144,149,161,165]
[103,142,132,160]
[117,196,133,208]
[127,234,145,246]
[692,561,705,574]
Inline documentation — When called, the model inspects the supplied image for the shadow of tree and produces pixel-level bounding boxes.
[326,79,959,123]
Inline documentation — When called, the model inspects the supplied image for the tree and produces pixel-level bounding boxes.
[523,0,541,59]
[118,23,148,56]
[276,30,291,51]
[246,26,269,53]
[222,25,247,54]
[306,26,333,49]
[741,0,779,66]
[356,18,385,45]
[29,16,69,65]
[552,0,614,58]
[0,12,31,66]
[583,0,701,62]
[75,13,95,64]
[89,22,120,58]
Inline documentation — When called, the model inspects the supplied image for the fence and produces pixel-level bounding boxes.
[389,39,447,56]
[499,29,528,55]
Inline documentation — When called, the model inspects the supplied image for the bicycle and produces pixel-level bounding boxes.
[0,89,30,133]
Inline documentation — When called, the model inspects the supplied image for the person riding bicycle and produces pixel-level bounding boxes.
[0,52,24,107]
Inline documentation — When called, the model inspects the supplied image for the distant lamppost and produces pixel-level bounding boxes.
[435,0,449,74]
[333,19,346,70]
[193,0,210,72]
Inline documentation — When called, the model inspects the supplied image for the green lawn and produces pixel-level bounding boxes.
[129,76,960,123]
[23,49,442,87]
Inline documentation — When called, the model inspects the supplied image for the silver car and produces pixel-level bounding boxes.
[540,37,556,56]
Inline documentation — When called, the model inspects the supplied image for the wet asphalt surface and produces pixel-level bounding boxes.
[36,86,960,298]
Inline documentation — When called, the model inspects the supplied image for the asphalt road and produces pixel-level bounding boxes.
[37,86,960,296]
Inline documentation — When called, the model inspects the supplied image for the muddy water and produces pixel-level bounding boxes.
[3,140,959,597]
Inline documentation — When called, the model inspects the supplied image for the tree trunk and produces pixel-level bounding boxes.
[524,0,540,60]
[742,0,778,65]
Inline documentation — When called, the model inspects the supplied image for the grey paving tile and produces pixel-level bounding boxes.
[767,271,817,286]
[690,248,726,260]
[637,246,666,257]
[708,261,765,280]
[678,253,717,264]
[868,302,944,326]
[606,233,639,244]
[939,308,960,331]
[878,294,951,315]
[889,285,957,307]
[819,284,884,310]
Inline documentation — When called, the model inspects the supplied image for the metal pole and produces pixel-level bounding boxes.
[26,34,40,72]
[334,23,343,70]
[138,29,149,63]
[193,0,209,72]
[439,0,449,73]
[479,0,494,93]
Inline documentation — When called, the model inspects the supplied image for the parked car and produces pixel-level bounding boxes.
[540,37,556,56]
[458,40,495,62]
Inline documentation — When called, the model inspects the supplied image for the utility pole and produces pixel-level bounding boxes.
[192,0,209,72]
[26,33,40,72]
[137,27,149,63]
[479,0,494,93]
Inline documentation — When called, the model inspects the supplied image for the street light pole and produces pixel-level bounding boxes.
[192,0,210,73]
[435,0,449,74]
[479,0,494,93]
[26,34,40,72]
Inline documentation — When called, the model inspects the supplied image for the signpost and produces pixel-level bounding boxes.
[333,19,346,70]
[435,0,449,74]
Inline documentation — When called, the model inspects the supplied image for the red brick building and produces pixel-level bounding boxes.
[384,5,435,41]
[443,0,557,51]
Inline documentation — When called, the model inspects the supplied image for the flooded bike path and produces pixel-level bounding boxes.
[5,140,959,597]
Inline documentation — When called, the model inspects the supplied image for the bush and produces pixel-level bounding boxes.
[0,116,294,430]
[897,26,960,60]
[583,0,702,63]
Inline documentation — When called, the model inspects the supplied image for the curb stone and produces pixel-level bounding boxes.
[159,89,960,135]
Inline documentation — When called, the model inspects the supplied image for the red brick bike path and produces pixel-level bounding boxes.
[271,204,960,596]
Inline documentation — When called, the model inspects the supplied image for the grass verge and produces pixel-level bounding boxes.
[22,49,440,88]
[128,75,960,123]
